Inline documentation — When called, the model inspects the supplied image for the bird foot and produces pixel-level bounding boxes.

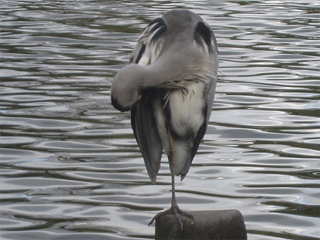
[148,206,194,230]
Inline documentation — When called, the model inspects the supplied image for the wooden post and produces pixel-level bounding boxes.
[155,210,247,240]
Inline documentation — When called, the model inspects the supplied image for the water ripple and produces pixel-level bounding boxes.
[1,0,319,240]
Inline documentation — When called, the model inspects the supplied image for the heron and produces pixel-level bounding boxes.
[111,9,218,229]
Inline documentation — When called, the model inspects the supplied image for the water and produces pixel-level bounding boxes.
[1,0,319,239]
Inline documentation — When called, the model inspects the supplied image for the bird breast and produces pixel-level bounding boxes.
[166,81,206,138]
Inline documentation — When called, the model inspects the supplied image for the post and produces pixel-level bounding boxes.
[155,210,247,240]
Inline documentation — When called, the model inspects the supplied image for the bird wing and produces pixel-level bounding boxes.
[130,18,167,183]
[131,91,162,183]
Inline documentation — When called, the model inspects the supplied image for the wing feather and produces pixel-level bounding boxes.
[130,17,167,183]
[131,91,162,183]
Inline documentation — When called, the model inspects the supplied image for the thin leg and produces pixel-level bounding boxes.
[148,130,193,230]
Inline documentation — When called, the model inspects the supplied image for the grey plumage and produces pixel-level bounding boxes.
[111,9,218,227]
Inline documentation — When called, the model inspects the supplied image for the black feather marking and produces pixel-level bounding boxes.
[147,17,165,31]
[194,21,214,52]
[148,18,167,43]
[134,44,145,63]
[190,104,207,160]
[131,18,166,64]
[150,25,167,43]
[149,18,166,33]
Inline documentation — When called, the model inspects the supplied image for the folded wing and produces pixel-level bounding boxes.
[130,18,167,183]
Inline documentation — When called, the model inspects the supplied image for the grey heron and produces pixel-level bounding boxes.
[111,9,218,229]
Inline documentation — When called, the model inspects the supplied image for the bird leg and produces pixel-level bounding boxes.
[148,130,194,230]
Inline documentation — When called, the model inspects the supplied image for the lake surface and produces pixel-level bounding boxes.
[1,0,319,239]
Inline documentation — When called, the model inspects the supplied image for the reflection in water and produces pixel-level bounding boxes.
[1,1,319,240]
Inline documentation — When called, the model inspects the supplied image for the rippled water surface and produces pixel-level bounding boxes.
[1,1,320,239]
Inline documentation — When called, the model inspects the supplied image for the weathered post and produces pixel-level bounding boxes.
[155,210,247,240]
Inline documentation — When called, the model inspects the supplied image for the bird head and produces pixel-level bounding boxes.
[111,64,146,112]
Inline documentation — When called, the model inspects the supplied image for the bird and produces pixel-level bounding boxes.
[111,9,218,229]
